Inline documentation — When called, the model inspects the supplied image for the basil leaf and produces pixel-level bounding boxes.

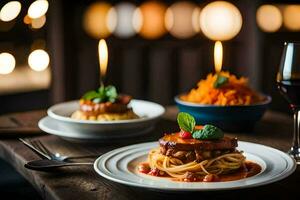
[82,91,100,100]
[192,125,224,140]
[105,85,118,102]
[98,86,105,96]
[82,85,118,102]
[92,97,103,103]
[177,112,195,132]
[214,74,229,88]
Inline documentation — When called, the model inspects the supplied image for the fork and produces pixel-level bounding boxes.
[20,138,99,162]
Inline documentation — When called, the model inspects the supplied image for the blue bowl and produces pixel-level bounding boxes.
[175,94,272,132]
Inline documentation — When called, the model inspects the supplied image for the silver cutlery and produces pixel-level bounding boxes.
[19,138,51,159]
[25,159,93,171]
[19,138,100,161]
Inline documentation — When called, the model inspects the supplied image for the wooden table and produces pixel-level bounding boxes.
[0,108,299,200]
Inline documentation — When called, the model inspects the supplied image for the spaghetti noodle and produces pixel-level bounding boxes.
[147,148,245,180]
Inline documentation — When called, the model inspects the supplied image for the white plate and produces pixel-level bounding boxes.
[38,116,155,141]
[94,141,296,191]
[48,100,165,125]
[40,100,165,141]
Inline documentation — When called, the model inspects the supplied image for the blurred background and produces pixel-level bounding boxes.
[1,0,300,115]
[1,0,300,198]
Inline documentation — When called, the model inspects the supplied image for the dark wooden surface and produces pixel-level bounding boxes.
[0,108,299,200]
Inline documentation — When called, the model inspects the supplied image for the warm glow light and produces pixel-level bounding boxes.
[256,5,282,32]
[132,8,142,33]
[283,5,300,31]
[108,2,138,38]
[192,7,201,33]
[138,1,167,39]
[83,2,112,38]
[28,49,49,71]
[31,15,46,29]
[0,53,15,74]
[0,1,21,22]
[98,39,108,79]
[28,0,49,19]
[200,1,242,41]
[107,7,117,34]
[214,41,223,73]
[23,15,31,24]
[165,1,199,39]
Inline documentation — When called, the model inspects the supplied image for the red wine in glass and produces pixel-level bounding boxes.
[277,42,300,164]
[277,80,300,110]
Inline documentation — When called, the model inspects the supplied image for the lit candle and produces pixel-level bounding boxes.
[98,39,108,87]
[214,41,223,73]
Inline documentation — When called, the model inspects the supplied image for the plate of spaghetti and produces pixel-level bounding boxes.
[94,113,296,191]
[175,72,272,132]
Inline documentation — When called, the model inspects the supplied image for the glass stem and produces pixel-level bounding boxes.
[292,109,300,150]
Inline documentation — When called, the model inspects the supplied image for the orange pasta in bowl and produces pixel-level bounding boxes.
[180,71,263,106]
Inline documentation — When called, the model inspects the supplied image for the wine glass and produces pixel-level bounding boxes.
[277,42,300,164]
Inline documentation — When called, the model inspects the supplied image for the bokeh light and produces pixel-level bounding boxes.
[165,1,200,39]
[28,0,49,19]
[256,5,282,32]
[23,15,31,25]
[107,7,117,35]
[31,15,46,29]
[132,8,142,33]
[283,5,300,31]
[192,7,201,33]
[200,1,242,41]
[0,53,15,75]
[108,2,138,38]
[83,2,112,38]
[0,1,21,22]
[28,49,50,72]
[138,1,167,39]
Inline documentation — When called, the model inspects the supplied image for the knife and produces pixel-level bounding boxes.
[25,159,93,171]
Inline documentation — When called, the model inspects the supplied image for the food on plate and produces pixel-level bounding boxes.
[180,71,264,106]
[138,112,261,182]
[71,85,139,121]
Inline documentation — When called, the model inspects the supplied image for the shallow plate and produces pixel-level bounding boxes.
[44,100,165,138]
[38,117,155,142]
[94,141,296,191]
[48,100,165,124]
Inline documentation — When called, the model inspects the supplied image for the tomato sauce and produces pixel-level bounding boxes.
[138,161,261,182]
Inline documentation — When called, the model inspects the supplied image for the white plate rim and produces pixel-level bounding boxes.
[94,141,296,191]
[38,116,155,140]
[47,99,165,124]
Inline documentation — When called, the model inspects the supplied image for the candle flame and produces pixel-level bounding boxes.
[214,41,223,73]
[98,39,108,80]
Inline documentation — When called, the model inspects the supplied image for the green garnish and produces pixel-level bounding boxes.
[177,112,224,140]
[192,125,224,140]
[214,74,229,88]
[82,91,101,100]
[82,85,118,103]
[177,112,195,133]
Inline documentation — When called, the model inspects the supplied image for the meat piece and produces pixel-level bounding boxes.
[183,172,197,182]
[79,95,132,116]
[159,133,237,152]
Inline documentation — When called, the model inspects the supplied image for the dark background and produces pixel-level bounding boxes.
[0,0,300,198]
[1,0,299,115]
